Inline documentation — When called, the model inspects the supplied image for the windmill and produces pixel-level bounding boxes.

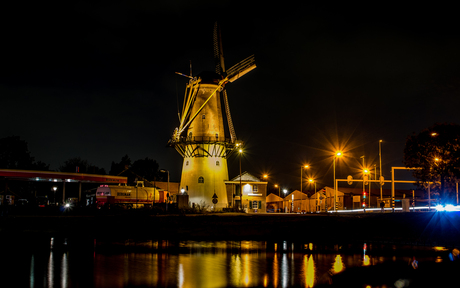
[168,22,256,209]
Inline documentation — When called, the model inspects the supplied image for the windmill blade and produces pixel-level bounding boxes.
[226,54,256,82]
[213,22,226,75]
[222,89,237,143]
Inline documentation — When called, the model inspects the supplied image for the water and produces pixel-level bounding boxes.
[1,238,458,287]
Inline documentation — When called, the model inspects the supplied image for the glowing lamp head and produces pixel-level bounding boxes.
[335,151,343,157]
[363,169,369,174]
[309,178,314,183]
[239,148,243,153]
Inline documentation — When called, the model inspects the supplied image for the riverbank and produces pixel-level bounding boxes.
[1,211,459,247]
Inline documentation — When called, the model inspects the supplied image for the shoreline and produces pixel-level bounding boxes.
[1,212,460,247]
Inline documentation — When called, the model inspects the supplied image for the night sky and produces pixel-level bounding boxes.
[2,2,460,191]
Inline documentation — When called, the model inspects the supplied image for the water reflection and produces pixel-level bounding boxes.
[3,239,455,288]
[332,255,344,274]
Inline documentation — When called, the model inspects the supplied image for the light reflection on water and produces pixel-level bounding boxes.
[3,239,456,287]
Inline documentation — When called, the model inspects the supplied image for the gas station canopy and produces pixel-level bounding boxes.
[0,169,127,184]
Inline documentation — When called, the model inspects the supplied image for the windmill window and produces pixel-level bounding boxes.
[202,114,205,119]
[186,161,189,166]
[198,176,204,183]
[216,161,220,166]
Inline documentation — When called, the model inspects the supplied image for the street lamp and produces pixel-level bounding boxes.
[309,178,317,212]
[239,147,243,211]
[379,140,383,202]
[160,169,170,197]
[52,186,57,205]
[300,165,309,192]
[283,189,288,213]
[275,184,280,197]
[333,151,343,212]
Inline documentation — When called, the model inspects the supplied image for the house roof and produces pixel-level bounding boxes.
[282,190,309,200]
[227,171,267,183]
[266,193,284,202]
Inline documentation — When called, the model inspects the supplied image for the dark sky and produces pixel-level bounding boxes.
[2,2,460,190]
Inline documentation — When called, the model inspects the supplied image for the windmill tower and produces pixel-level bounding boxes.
[169,23,256,209]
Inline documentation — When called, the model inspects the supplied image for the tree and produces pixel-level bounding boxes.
[0,136,50,170]
[0,136,50,199]
[131,157,160,182]
[109,155,132,175]
[404,123,460,204]
[59,157,106,174]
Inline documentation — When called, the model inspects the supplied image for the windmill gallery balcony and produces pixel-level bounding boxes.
[170,135,240,158]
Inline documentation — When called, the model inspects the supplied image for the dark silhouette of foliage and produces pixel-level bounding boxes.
[131,157,160,182]
[0,136,50,170]
[109,155,162,185]
[59,157,106,174]
[109,155,131,176]
[404,123,460,203]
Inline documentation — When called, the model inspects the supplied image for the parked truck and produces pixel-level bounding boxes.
[96,181,168,209]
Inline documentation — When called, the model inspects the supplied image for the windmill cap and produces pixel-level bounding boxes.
[197,71,223,84]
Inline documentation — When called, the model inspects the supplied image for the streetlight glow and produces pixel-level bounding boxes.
[333,151,343,212]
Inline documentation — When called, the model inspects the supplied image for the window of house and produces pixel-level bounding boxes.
[198,176,204,183]
[253,185,258,192]
[186,161,189,166]
[202,114,205,119]
[216,161,220,166]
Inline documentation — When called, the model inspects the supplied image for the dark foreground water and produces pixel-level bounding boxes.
[1,238,459,288]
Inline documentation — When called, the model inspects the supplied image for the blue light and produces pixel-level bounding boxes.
[435,204,460,212]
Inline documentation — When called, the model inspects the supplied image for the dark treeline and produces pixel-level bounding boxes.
[0,136,165,200]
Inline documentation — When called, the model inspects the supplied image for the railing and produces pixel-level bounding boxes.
[174,136,235,144]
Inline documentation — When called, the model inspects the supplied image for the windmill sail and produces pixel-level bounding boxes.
[169,23,255,209]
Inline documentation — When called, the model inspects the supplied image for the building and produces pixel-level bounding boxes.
[225,172,267,213]
[266,193,284,213]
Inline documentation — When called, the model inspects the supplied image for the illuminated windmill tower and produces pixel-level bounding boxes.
[169,23,256,209]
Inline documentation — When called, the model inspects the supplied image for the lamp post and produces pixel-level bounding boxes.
[379,140,383,202]
[275,184,280,197]
[333,151,343,212]
[239,147,243,211]
[160,169,170,199]
[283,189,288,213]
[52,186,57,205]
[309,178,317,212]
[300,165,309,192]
[300,165,309,213]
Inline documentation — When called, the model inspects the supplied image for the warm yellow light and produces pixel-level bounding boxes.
[363,169,369,174]
[333,255,344,274]
[274,184,278,188]
[335,151,343,157]
[304,165,309,169]
[306,254,315,287]
[239,148,243,153]
[435,157,440,162]
[309,178,314,183]
[431,132,438,137]
[263,174,268,179]
[363,255,370,266]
